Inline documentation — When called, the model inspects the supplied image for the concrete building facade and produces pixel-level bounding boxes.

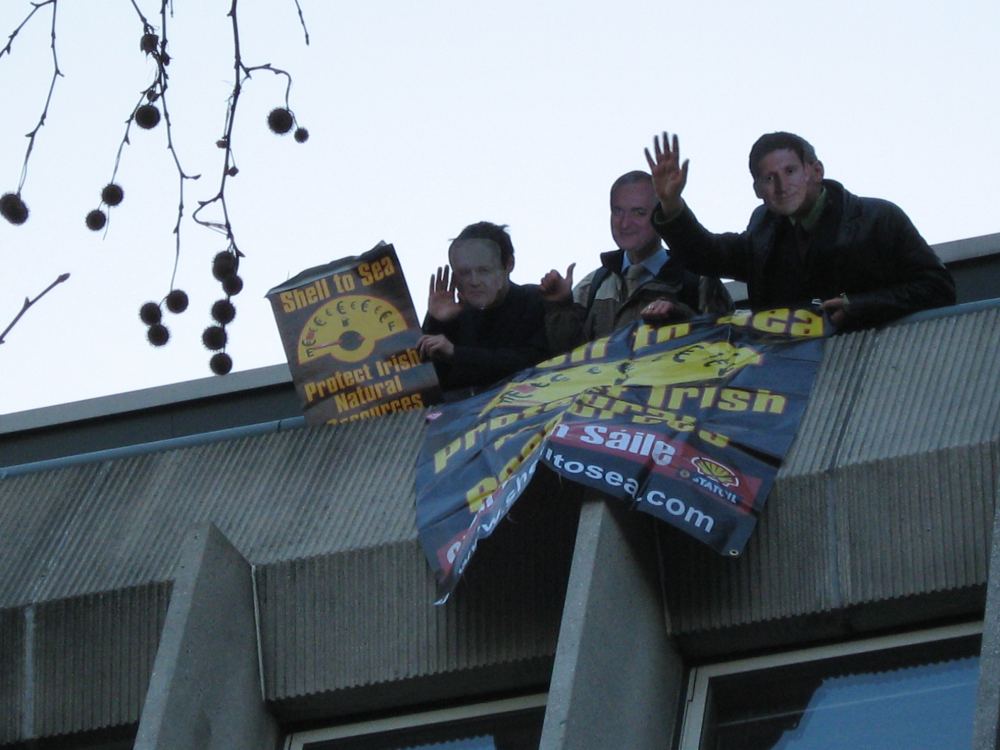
[1,233,999,749]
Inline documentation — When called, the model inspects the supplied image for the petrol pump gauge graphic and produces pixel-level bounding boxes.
[298,294,408,364]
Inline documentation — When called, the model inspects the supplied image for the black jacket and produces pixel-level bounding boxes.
[422,282,548,394]
[652,180,955,329]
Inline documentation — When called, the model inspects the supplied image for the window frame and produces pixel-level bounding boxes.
[677,620,982,749]
[284,692,547,750]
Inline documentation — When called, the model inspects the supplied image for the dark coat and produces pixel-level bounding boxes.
[652,180,956,329]
[422,281,548,395]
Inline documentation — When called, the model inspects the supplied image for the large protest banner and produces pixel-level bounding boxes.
[268,243,440,424]
[415,308,829,602]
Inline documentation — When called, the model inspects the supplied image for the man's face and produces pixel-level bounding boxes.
[753,148,824,218]
[449,239,511,310]
[610,181,660,261]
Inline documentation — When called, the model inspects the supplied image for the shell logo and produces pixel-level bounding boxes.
[297,295,406,364]
[624,341,762,385]
[691,456,739,487]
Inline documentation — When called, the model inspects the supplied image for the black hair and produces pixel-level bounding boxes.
[452,221,515,268]
[748,132,818,178]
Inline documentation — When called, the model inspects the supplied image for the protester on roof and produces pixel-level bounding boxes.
[540,170,731,354]
[644,131,955,330]
[418,221,548,398]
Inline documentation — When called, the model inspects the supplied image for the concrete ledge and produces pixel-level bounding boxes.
[135,523,278,750]
[541,497,682,750]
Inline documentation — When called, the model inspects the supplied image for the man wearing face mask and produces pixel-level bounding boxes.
[418,221,548,396]
[645,131,955,329]
[540,170,731,354]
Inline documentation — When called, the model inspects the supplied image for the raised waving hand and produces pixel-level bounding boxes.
[426,265,462,322]
[644,132,689,219]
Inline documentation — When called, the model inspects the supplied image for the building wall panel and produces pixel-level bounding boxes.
[31,583,170,739]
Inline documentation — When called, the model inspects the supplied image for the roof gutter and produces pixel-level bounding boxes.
[0,416,306,479]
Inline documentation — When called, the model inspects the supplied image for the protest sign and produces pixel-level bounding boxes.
[416,309,828,602]
[268,243,440,424]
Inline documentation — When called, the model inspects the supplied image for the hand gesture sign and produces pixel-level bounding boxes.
[427,265,462,323]
[644,132,689,219]
[539,263,576,303]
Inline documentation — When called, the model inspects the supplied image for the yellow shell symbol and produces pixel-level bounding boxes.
[297,295,406,364]
[479,361,622,415]
[691,456,739,487]
[624,341,762,386]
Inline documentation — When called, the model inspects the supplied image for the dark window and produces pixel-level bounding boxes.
[291,697,544,750]
[685,627,980,749]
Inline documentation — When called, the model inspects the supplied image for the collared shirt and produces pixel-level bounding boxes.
[789,187,828,232]
[620,245,669,284]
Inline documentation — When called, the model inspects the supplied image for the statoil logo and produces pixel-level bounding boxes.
[691,456,739,488]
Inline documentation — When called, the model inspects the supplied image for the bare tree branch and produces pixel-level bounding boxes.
[0,0,55,61]
[292,0,310,45]
[2,0,310,374]
[16,0,62,194]
[191,0,295,261]
[0,273,70,346]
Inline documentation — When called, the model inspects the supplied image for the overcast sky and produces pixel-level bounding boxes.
[1,0,998,417]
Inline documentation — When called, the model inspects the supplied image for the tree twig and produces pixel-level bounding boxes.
[0,0,55,61]
[191,0,295,259]
[16,0,62,193]
[291,0,310,45]
[0,273,70,346]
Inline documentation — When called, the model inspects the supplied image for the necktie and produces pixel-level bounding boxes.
[625,263,645,297]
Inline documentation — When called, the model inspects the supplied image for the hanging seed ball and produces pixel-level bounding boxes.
[222,274,244,296]
[267,107,294,135]
[165,289,189,314]
[139,302,162,325]
[294,127,309,143]
[210,352,233,375]
[1,192,29,225]
[147,323,170,347]
[202,325,227,351]
[212,251,238,280]
[101,183,124,206]
[140,33,159,53]
[211,299,236,325]
[135,104,161,129]
[86,209,107,231]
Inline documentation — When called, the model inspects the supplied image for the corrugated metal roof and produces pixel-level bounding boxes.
[0,408,579,735]
[0,608,23,745]
[663,306,1000,636]
[0,303,998,738]
[0,411,425,608]
[31,584,170,739]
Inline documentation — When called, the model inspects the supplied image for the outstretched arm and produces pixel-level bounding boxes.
[644,131,689,220]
